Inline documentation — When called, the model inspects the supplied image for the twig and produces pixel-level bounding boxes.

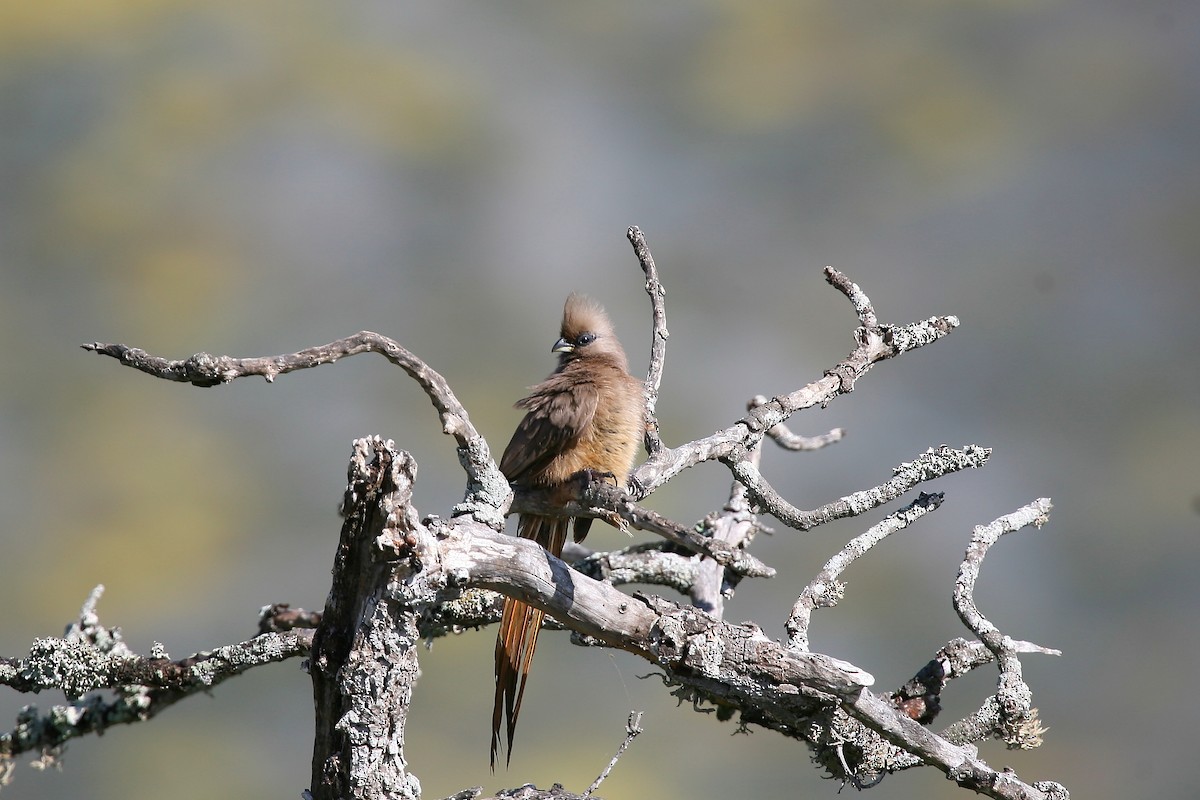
[786,491,945,650]
[749,395,844,452]
[950,498,1055,750]
[955,499,1053,651]
[824,265,878,328]
[582,711,643,798]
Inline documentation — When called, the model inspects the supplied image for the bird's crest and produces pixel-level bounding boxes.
[561,293,614,342]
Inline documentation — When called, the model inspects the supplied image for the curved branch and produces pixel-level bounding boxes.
[627,226,669,457]
[786,491,945,650]
[434,516,872,696]
[734,445,989,534]
[82,332,511,527]
[951,498,1055,751]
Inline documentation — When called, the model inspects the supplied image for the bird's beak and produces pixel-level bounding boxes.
[552,337,574,354]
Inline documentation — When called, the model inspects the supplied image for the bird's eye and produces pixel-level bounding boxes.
[576,332,597,347]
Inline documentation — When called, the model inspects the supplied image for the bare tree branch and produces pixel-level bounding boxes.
[786,491,945,650]
[751,394,845,452]
[690,416,765,618]
[421,443,1062,799]
[582,711,643,799]
[841,689,1066,799]
[0,586,311,771]
[889,637,1061,731]
[509,481,773,578]
[571,543,700,595]
[737,444,989,534]
[627,269,959,500]
[627,226,668,458]
[945,499,1056,751]
[82,333,511,529]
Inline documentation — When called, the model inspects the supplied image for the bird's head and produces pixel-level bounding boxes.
[552,293,628,368]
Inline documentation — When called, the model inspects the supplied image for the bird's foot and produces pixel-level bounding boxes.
[581,468,620,488]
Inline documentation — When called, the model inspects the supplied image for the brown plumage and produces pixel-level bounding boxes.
[491,293,644,769]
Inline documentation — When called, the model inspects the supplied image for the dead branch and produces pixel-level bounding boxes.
[626,268,959,501]
[627,225,668,458]
[786,491,946,651]
[81,332,511,529]
[0,229,1067,799]
[0,585,311,770]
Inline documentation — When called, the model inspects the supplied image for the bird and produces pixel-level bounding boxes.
[491,293,644,770]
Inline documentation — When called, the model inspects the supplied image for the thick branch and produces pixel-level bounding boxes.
[429,506,1059,800]
[432,516,872,698]
[691,412,766,617]
[509,481,773,579]
[309,437,425,800]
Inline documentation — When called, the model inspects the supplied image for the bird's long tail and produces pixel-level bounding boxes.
[491,514,569,770]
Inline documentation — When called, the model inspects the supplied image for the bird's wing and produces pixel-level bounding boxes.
[499,379,599,483]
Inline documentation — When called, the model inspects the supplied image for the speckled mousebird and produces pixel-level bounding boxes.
[491,293,643,769]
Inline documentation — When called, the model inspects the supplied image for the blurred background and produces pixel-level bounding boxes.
[1,2,1197,798]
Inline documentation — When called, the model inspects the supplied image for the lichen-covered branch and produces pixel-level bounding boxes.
[0,585,311,777]
[736,444,989,533]
[786,491,945,650]
[420,466,1062,799]
[947,498,1056,752]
